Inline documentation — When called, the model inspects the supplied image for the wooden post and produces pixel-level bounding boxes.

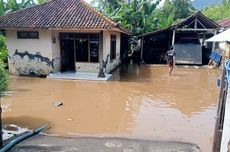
[172,29,176,45]
[194,17,197,29]
[140,37,144,63]
[212,30,217,51]
[212,67,226,152]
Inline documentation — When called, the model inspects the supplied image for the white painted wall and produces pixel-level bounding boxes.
[52,31,61,73]
[5,29,122,75]
[6,29,53,75]
[103,30,121,73]
[76,62,100,73]
[6,30,52,58]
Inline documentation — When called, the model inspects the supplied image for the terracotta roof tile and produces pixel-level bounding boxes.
[0,0,130,32]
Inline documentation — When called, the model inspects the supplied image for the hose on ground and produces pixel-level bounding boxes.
[0,125,48,152]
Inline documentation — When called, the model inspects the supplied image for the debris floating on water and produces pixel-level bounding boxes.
[54,101,63,107]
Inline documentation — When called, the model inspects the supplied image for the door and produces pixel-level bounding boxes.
[60,40,76,72]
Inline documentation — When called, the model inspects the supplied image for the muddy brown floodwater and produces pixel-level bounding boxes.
[2,65,219,152]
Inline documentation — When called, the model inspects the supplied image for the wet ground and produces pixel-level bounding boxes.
[10,135,200,152]
[2,65,219,152]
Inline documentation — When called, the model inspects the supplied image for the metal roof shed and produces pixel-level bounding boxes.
[138,11,220,65]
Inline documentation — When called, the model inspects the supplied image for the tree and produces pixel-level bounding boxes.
[7,0,35,13]
[0,35,8,64]
[0,61,7,93]
[93,0,160,35]
[171,0,194,20]
[202,0,230,21]
[0,0,6,16]
[0,36,8,148]
[155,0,195,29]
[37,0,48,4]
[0,0,36,15]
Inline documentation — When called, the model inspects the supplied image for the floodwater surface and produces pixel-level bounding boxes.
[2,65,219,151]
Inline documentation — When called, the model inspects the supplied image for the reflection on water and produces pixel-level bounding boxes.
[3,65,219,152]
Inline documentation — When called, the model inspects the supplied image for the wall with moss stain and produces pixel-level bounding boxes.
[9,50,60,76]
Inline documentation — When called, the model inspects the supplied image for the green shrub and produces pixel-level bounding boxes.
[0,60,8,94]
[0,35,8,63]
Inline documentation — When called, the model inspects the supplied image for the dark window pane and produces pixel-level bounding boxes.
[76,39,88,62]
[111,35,116,40]
[17,31,39,39]
[90,40,99,62]
[60,33,75,39]
[0,29,6,36]
[76,33,88,39]
[89,34,99,39]
[110,35,116,60]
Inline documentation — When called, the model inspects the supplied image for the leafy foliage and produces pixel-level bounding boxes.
[0,35,8,63]
[154,0,195,29]
[0,35,8,94]
[92,0,160,35]
[0,60,8,94]
[0,0,36,15]
[93,0,196,34]
[202,0,230,21]
[37,0,47,4]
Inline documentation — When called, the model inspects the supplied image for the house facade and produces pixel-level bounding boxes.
[0,0,130,76]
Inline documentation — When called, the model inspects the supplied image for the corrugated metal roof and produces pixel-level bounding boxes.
[0,0,130,34]
[139,11,219,37]
[217,18,230,28]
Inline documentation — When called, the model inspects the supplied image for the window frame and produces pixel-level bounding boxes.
[17,31,39,39]
[110,35,116,60]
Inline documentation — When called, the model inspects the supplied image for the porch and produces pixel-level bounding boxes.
[47,71,112,81]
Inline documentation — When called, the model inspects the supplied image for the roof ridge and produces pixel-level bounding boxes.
[172,11,219,28]
[80,0,118,27]
[197,11,220,27]
[139,11,219,37]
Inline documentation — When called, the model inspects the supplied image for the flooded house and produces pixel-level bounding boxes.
[138,11,220,65]
[0,0,130,76]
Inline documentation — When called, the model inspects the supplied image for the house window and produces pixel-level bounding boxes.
[110,35,116,60]
[17,31,39,39]
[89,34,99,62]
[60,33,99,63]
[0,29,6,36]
[75,33,99,62]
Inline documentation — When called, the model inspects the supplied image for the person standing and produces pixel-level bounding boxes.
[167,45,176,76]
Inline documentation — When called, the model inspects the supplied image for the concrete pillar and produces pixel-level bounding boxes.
[212,30,217,51]
[98,30,105,77]
[99,31,103,65]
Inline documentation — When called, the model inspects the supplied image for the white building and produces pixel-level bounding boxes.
[0,0,130,76]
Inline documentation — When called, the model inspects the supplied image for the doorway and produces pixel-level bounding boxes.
[60,39,75,72]
[60,33,100,72]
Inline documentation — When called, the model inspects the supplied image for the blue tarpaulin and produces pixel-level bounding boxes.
[209,51,222,64]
